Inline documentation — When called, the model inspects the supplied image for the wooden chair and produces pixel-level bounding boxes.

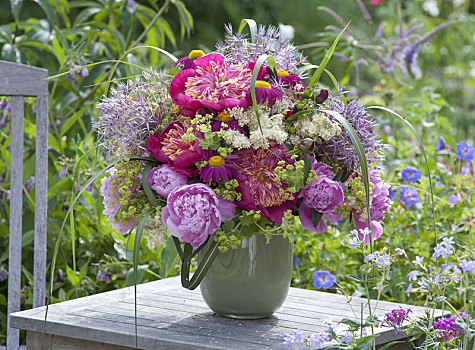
[0,61,48,350]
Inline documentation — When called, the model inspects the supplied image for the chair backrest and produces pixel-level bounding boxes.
[0,60,48,350]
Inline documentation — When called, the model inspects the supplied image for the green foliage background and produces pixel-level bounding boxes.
[0,0,474,346]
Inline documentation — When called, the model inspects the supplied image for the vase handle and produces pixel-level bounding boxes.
[173,237,220,290]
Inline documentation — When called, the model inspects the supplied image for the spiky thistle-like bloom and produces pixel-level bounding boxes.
[216,24,307,73]
[95,71,171,157]
[316,97,385,171]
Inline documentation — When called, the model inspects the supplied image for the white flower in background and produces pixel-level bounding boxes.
[423,0,440,17]
[278,23,295,41]
[453,0,464,7]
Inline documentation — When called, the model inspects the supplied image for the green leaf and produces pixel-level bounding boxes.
[66,266,81,287]
[339,318,361,328]
[159,236,178,278]
[1,43,20,62]
[173,0,193,37]
[312,210,323,230]
[238,18,257,43]
[125,265,148,286]
[10,0,23,24]
[33,0,60,28]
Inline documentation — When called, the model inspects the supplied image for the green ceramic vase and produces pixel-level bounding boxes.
[199,234,293,319]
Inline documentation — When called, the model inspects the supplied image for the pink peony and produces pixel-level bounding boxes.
[147,164,188,198]
[145,121,203,177]
[161,183,221,247]
[169,53,252,115]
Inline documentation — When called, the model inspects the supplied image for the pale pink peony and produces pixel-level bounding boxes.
[161,183,221,247]
[147,164,188,198]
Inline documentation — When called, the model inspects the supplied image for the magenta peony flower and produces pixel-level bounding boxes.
[145,120,203,177]
[147,164,188,198]
[199,149,239,184]
[170,53,252,115]
[161,183,222,247]
[234,143,297,224]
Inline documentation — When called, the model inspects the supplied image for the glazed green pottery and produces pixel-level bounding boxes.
[199,234,293,319]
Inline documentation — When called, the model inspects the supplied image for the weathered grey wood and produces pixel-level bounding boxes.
[0,60,48,97]
[2,60,49,350]
[26,332,136,350]
[11,277,448,350]
[7,96,24,350]
[33,95,48,309]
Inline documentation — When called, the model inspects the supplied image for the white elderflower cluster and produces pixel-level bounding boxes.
[223,129,252,149]
[145,211,168,249]
[294,112,342,142]
[248,112,288,148]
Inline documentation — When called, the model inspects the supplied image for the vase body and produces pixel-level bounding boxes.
[199,234,293,319]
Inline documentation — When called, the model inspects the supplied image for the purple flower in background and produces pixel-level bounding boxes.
[383,308,412,331]
[448,194,459,205]
[24,176,35,193]
[293,329,307,343]
[460,163,471,176]
[96,270,112,283]
[407,270,419,281]
[432,243,453,260]
[147,165,188,198]
[59,167,67,178]
[436,136,446,151]
[126,0,136,13]
[400,187,419,207]
[459,259,475,273]
[69,64,88,78]
[0,268,8,282]
[405,283,412,297]
[309,333,328,349]
[442,236,454,246]
[292,255,300,268]
[433,313,468,341]
[412,256,424,265]
[348,236,360,249]
[388,187,396,200]
[401,167,421,182]
[312,270,336,290]
[162,183,221,247]
[340,331,353,344]
[456,141,475,162]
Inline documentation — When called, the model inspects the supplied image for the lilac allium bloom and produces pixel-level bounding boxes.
[436,136,446,151]
[459,259,475,273]
[400,167,421,182]
[147,164,188,198]
[407,270,419,281]
[388,187,396,200]
[412,256,424,265]
[162,183,221,247]
[96,270,112,283]
[0,268,8,282]
[405,283,412,297]
[312,270,336,290]
[432,243,454,260]
[460,163,471,176]
[456,141,475,162]
[448,194,459,205]
[400,187,419,207]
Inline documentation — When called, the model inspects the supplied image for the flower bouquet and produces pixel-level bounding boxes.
[95,21,391,317]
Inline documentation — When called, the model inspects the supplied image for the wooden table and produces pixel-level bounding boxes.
[10,277,444,349]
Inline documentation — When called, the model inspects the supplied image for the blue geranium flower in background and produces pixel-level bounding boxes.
[312,270,336,290]
[436,136,446,151]
[401,167,421,182]
[400,186,419,207]
[456,141,475,162]
[388,187,396,200]
[461,163,471,176]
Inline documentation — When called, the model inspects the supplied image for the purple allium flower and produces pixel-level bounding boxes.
[199,150,239,184]
[95,71,170,157]
[456,141,475,162]
[433,313,468,341]
[459,259,475,273]
[401,167,421,182]
[436,136,446,151]
[96,269,112,283]
[147,164,188,198]
[448,194,459,205]
[388,187,396,200]
[460,163,471,176]
[318,98,385,171]
[412,256,424,265]
[162,183,221,247]
[405,283,412,297]
[217,24,306,73]
[407,270,419,281]
[0,268,8,282]
[246,80,282,106]
[312,270,336,290]
[126,0,136,13]
[400,187,419,207]
[432,243,454,260]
